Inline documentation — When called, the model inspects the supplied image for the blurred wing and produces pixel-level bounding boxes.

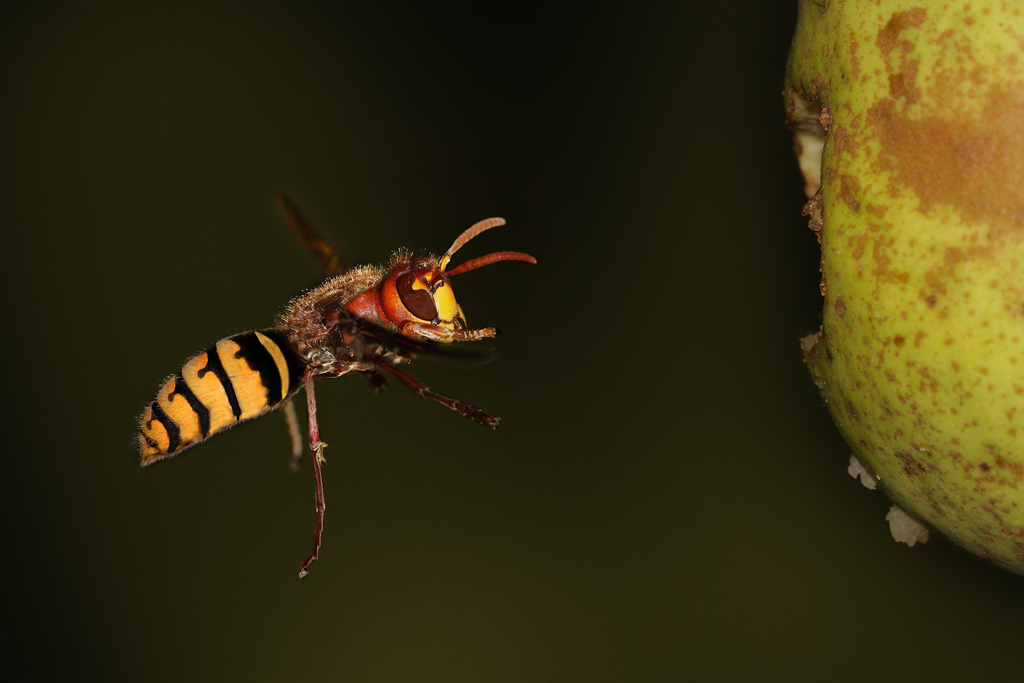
[276,193,345,277]
[331,307,497,364]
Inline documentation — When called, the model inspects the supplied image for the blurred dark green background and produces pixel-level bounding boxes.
[2,2,1022,681]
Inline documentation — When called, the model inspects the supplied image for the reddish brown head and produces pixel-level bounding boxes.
[377,217,537,340]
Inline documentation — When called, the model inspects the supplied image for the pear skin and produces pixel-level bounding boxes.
[785,1,1024,574]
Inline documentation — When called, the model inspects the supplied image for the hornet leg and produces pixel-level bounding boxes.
[298,371,328,579]
[377,360,499,428]
[283,399,304,472]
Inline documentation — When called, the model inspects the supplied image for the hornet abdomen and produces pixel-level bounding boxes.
[138,329,306,465]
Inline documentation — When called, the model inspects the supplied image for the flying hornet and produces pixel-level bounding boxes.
[137,195,536,577]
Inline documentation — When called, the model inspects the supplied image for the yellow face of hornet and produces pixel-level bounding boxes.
[409,262,466,332]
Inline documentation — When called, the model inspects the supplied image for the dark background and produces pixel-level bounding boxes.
[2,2,1022,681]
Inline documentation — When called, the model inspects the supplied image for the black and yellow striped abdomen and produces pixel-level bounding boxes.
[138,329,306,465]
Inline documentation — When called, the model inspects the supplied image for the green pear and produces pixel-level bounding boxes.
[785,0,1024,574]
